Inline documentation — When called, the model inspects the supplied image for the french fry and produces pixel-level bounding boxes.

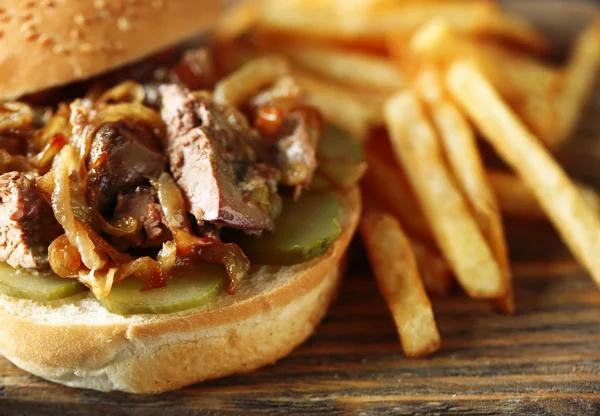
[414,68,514,313]
[553,21,600,147]
[384,91,506,299]
[282,45,405,91]
[488,170,600,221]
[363,139,434,244]
[408,20,559,146]
[292,69,375,140]
[258,0,548,54]
[409,237,453,297]
[214,55,289,107]
[447,61,600,289]
[360,208,441,357]
[215,0,263,41]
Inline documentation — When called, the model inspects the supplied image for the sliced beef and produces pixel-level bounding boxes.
[87,120,166,213]
[276,109,321,192]
[112,186,171,250]
[0,172,62,268]
[160,84,278,232]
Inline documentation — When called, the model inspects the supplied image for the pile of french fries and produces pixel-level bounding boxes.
[219,0,600,358]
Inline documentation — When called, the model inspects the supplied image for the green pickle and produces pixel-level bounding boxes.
[99,265,225,315]
[231,192,342,265]
[311,123,366,191]
[0,263,85,301]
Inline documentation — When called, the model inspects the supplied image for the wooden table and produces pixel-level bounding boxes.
[2,1,600,415]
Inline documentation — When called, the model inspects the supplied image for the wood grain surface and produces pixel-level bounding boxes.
[2,1,600,415]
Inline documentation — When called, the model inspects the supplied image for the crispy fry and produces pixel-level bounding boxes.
[447,61,600,289]
[488,170,600,221]
[409,237,453,297]
[363,138,434,244]
[258,0,548,53]
[414,68,514,313]
[215,0,263,41]
[292,69,375,140]
[360,208,441,357]
[214,55,289,107]
[282,45,405,91]
[553,21,600,147]
[384,91,505,299]
[408,20,559,146]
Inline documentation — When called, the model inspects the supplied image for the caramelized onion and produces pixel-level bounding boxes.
[78,267,118,299]
[94,212,139,238]
[96,81,146,105]
[0,149,35,174]
[0,103,33,132]
[115,257,166,290]
[48,234,82,278]
[52,145,105,271]
[153,172,191,232]
[94,103,166,139]
[173,230,250,294]
[157,241,178,275]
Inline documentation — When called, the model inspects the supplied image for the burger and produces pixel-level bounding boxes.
[0,0,363,393]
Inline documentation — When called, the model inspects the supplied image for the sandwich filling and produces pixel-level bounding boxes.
[0,47,344,300]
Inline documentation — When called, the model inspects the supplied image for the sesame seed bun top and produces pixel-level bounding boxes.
[0,0,225,101]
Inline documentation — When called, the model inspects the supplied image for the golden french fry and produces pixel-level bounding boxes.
[215,0,263,41]
[447,61,600,290]
[409,237,453,297]
[214,55,289,107]
[384,91,506,299]
[488,170,600,220]
[553,21,600,146]
[360,209,441,357]
[414,67,514,313]
[409,20,559,146]
[282,45,405,91]
[258,0,548,53]
[292,69,375,140]
[363,139,434,244]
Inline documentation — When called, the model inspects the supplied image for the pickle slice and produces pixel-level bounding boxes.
[311,123,367,192]
[0,263,85,301]
[231,192,342,265]
[98,265,225,315]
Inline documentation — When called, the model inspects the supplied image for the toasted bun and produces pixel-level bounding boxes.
[0,0,225,101]
[0,188,360,393]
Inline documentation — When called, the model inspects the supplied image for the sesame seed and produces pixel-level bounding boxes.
[38,34,53,46]
[70,27,82,40]
[74,14,86,25]
[24,31,39,42]
[52,44,66,54]
[79,43,93,53]
[93,0,106,9]
[19,22,36,34]
[117,17,130,32]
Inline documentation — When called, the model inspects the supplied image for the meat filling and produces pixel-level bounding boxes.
[87,120,166,213]
[0,172,62,268]
[160,84,279,233]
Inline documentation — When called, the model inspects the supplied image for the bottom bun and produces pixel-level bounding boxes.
[0,187,361,393]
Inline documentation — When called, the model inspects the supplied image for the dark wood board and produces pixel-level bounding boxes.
[2,1,600,415]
